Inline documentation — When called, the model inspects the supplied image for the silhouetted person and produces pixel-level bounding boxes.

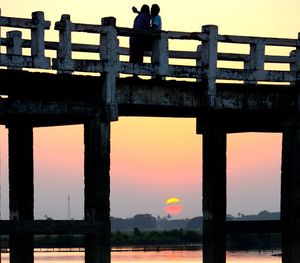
[129,5,151,64]
[151,4,162,30]
[133,4,162,30]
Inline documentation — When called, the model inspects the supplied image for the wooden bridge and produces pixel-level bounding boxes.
[0,11,300,263]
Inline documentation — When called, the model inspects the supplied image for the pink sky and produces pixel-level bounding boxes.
[0,118,281,219]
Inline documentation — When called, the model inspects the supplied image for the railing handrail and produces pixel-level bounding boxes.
[218,34,297,47]
[0,15,51,29]
[0,37,294,64]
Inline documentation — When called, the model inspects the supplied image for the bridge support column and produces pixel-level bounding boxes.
[281,125,300,263]
[8,121,34,263]
[84,116,111,263]
[202,123,226,263]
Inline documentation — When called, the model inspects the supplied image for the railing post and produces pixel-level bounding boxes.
[6,31,22,70]
[289,50,295,86]
[31,11,50,68]
[56,14,73,73]
[100,17,119,121]
[244,39,265,85]
[151,31,169,78]
[200,25,218,107]
[196,45,202,82]
[295,33,300,84]
[294,33,300,108]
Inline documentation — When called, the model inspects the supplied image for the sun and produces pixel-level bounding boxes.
[164,197,183,216]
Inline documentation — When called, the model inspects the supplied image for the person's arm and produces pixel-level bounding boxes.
[132,6,139,14]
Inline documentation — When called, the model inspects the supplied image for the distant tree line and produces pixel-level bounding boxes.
[111,210,279,232]
[0,210,281,250]
[111,213,201,231]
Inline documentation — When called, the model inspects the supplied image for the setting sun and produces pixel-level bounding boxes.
[164,197,183,216]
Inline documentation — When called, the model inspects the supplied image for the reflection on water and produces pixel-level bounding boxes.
[0,250,281,263]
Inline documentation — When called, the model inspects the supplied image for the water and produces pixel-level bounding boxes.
[0,250,281,263]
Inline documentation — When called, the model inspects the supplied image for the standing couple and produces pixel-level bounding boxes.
[129,4,162,63]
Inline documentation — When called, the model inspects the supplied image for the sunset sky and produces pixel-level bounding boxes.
[0,0,296,219]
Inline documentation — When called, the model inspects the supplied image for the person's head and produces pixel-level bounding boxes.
[151,4,160,16]
[140,4,150,16]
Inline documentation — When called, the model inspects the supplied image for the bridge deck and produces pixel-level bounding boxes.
[0,69,296,132]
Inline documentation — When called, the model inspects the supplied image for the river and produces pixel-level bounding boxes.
[0,249,281,262]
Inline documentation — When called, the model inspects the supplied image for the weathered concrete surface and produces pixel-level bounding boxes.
[0,70,298,124]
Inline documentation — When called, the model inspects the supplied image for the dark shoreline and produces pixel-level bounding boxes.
[112,244,202,252]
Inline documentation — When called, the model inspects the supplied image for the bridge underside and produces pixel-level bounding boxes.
[1,69,300,263]
[0,69,297,131]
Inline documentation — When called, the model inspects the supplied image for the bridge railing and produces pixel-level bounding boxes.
[0,12,299,87]
[0,11,51,70]
[216,33,297,84]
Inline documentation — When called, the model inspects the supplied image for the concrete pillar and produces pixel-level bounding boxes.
[8,121,34,263]
[202,124,226,263]
[84,116,111,263]
[281,126,300,263]
[281,32,300,263]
